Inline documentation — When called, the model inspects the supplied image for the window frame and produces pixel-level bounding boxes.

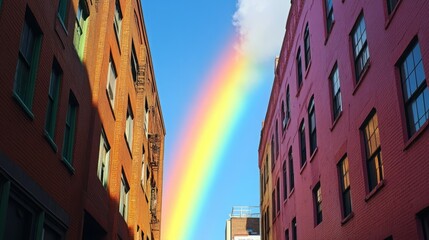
[338,155,352,218]
[308,97,317,154]
[292,217,297,240]
[289,148,295,192]
[304,23,311,69]
[361,111,383,192]
[313,182,323,225]
[13,10,43,114]
[325,0,334,34]
[282,161,287,200]
[130,43,139,83]
[398,41,429,137]
[125,101,134,151]
[97,129,110,188]
[330,63,342,121]
[62,92,78,168]
[299,120,307,167]
[107,56,118,109]
[296,48,303,88]
[57,0,69,25]
[387,0,399,15]
[73,0,89,59]
[113,0,123,41]
[351,14,370,82]
[119,171,130,221]
[44,60,62,142]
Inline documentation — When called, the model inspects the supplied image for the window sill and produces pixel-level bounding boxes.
[341,212,355,225]
[324,21,335,46]
[352,60,371,96]
[106,89,116,121]
[57,14,68,34]
[384,0,403,30]
[43,131,58,152]
[283,198,288,205]
[304,60,312,79]
[309,147,318,162]
[404,120,429,151]
[124,134,133,158]
[296,84,303,97]
[330,111,343,131]
[282,118,291,136]
[61,157,75,174]
[13,92,34,120]
[288,188,295,198]
[299,161,307,174]
[365,179,385,202]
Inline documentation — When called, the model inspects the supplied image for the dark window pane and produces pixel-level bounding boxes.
[5,198,34,240]
[387,0,399,14]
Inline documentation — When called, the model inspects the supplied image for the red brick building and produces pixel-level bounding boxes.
[259,0,429,239]
[0,0,165,239]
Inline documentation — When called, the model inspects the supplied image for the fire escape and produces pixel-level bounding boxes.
[149,132,161,230]
[136,63,146,92]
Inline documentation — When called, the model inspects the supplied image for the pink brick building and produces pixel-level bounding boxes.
[259,0,429,239]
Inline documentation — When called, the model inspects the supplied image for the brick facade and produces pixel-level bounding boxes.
[0,0,165,239]
[259,0,429,239]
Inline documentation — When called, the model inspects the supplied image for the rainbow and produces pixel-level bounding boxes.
[161,36,261,240]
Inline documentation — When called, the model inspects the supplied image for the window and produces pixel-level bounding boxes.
[130,43,138,83]
[362,112,383,192]
[292,217,297,240]
[272,190,276,220]
[4,196,35,239]
[144,98,149,138]
[299,121,307,167]
[264,155,268,192]
[14,10,42,112]
[330,64,342,120]
[283,161,287,200]
[107,56,118,108]
[338,156,352,218]
[285,229,290,240]
[271,135,275,169]
[351,14,369,81]
[308,97,317,154]
[141,147,146,187]
[325,0,334,34]
[113,0,122,39]
[313,183,322,225]
[73,0,89,59]
[286,86,291,122]
[45,61,62,140]
[297,48,303,88]
[62,93,78,166]
[119,172,130,220]
[281,101,286,130]
[387,0,399,14]
[276,178,280,214]
[419,207,429,240]
[275,120,279,157]
[97,129,110,188]
[57,0,69,24]
[289,148,294,191]
[399,42,429,137]
[125,102,134,150]
[0,183,67,240]
[304,23,311,68]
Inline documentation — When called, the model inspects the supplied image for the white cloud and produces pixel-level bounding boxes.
[233,0,290,63]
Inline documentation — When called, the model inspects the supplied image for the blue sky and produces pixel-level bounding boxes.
[142,1,289,239]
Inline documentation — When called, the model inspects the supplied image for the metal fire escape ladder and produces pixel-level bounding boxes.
[136,63,147,92]
[148,132,160,170]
